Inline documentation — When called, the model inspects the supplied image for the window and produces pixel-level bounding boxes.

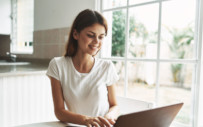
[11,0,34,54]
[100,0,202,126]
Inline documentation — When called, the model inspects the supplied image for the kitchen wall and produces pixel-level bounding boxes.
[34,0,96,31]
[31,27,70,59]
[18,0,96,59]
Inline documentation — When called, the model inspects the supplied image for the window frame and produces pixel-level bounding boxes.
[97,0,203,127]
[10,0,34,54]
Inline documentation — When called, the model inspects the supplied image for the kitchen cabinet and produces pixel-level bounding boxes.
[0,71,57,127]
[0,0,11,35]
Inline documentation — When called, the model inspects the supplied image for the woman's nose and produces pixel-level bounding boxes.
[93,37,99,44]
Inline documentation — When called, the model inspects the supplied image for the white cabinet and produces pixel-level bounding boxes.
[0,0,11,35]
[0,72,57,127]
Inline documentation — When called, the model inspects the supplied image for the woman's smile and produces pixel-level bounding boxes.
[89,44,99,50]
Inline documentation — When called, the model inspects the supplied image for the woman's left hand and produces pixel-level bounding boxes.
[104,114,116,125]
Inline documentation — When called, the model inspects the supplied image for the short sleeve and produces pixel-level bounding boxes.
[106,61,119,86]
[46,58,60,81]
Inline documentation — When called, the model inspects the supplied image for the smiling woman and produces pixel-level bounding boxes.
[46,9,120,127]
[65,9,108,57]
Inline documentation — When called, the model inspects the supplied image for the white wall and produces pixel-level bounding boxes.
[0,0,11,34]
[34,0,96,31]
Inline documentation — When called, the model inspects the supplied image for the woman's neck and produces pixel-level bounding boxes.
[72,53,95,73]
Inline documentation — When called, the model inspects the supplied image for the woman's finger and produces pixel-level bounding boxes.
[98,116,111,127]
[107,118,116,125]
[93,118,104,127]
[91,121,100,127]
[87,124,91,127]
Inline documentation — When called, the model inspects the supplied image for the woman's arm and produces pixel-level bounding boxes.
[49,77,112,127]
[105,84,120,120]
[49,77,85,124]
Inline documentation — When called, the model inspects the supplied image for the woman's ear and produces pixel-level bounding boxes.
[73,29,79,40]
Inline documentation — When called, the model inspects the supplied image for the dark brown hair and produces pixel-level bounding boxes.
[64,9,108,57]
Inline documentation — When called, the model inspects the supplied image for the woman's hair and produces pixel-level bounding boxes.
[64,9,108,57]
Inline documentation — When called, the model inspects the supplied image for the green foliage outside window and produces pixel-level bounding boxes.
[111,11,126,57]
[111,10,194,89]
[111,11,154,57]
[166,26,194,88]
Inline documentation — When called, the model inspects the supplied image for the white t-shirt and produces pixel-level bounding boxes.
[46,56,119,117]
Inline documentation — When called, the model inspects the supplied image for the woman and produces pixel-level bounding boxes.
[46,9,119,127]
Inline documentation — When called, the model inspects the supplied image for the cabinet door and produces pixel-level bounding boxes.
[0,74,57,127]
[0,0,11,35]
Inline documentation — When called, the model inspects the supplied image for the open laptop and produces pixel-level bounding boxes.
[114,102,183,127]
[66,102,183,127]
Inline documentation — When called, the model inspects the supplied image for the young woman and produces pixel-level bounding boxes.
[46,9,120,127]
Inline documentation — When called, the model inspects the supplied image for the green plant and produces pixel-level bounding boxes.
[111,11,147,57]
[166,26,194,87]
[111,10,126,57]
[111,11,150,84]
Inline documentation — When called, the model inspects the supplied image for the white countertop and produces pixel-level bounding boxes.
[0,70,46,77]
[0,61,49,77]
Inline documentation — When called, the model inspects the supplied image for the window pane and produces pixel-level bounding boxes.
[159,63,194,125]
[128,3,159,58]
[113,61,125,96]
[11,0,34,53]
[102,10,126,58]
[129,0,156,5]
[102,0,127,10]
[127,62,156,102]
[160,0,196,59]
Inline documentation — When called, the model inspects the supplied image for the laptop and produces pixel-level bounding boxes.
[114,102,183,127]
[66,102,183,127]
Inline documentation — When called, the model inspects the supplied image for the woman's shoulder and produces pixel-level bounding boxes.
[95,58,113,68]
[49,56,71,65]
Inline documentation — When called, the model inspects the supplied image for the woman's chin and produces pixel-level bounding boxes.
[88,50,98,56]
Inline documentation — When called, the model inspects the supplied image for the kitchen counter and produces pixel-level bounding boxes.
[0,61,55,127]
[0,59,50,76]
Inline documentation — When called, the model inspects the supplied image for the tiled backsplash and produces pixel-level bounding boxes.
[18,27,70,59]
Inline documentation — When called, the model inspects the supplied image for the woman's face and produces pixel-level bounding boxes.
[73,23,106,56]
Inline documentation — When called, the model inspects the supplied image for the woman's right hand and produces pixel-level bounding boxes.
[83,116,113,127]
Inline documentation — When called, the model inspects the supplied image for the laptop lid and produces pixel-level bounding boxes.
[114,102,183,127]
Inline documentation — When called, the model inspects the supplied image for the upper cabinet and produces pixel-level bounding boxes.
[0,0,11,35]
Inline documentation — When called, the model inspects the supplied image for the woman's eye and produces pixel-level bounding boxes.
[87,34,94,38]
[99,36,104,40]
